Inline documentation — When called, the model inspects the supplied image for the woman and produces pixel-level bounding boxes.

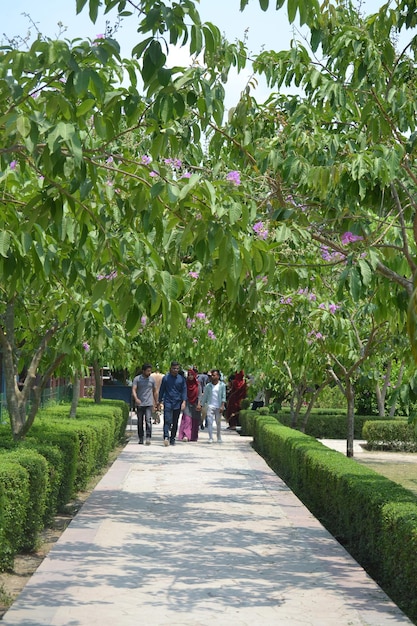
[178,369,202,441]
[226,370,247,430]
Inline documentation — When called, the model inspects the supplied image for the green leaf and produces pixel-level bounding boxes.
[0,231,11,257]
[126,304,140,334]
[287,0,298,23]
[16,115,31,138]
[358,259,372,286]
[349,267,361,302]
[91,279,109,303]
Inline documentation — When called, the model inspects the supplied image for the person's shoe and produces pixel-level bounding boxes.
[138,439,144,444]
[164,439,169,447]
[170,439,175,446]
[183,436,188,442]
[146,438,151,445]
[208,438,213,444]
[217,437,222,443]
[200,424,204,430]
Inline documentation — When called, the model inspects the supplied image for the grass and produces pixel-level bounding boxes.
[357,456,417,497]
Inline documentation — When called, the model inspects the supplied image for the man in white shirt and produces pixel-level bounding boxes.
[201,369,226,443]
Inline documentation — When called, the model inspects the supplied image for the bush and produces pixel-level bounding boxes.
[0,399,126,571]
[362,419,417,451]
[3,449,49,551]
[246,411,417,623]
[0,460,30,570]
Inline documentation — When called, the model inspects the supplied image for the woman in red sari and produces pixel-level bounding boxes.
[226,370,247,430]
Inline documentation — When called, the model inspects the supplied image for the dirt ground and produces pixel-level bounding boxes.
[0,438,130,619]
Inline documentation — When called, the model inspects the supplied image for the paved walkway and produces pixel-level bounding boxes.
[2,423,413,625]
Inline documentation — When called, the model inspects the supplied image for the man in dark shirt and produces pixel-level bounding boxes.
[158,361,187,446]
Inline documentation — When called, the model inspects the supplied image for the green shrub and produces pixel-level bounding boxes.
[22,441,64,525]
[3,449,49,551]
[29,421,79,506]
[0,460,30,570]
[248,411,417,623]
[362,420,416,451]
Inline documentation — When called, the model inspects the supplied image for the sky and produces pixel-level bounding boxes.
[1,0,387,108]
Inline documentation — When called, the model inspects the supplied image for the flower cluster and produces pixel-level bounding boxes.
[208,329,216,340]
[321,245,345,262]
[226,170,241,186]
[82,342,90,352]
[97,271,118,280]
[164,158,182,169]
[307,330,325,344]
[188,271,199,279]
[253,221,269,240]
[341,231,363,245]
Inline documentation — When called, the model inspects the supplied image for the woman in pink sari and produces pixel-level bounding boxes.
[178,369,202,441]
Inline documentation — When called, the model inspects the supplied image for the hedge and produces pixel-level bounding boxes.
[248,407,401,439]
[0,399,127,571]
[363,420,417,451]
[0,460,30,570]
[239,409,417,623]
[1,449,49,551]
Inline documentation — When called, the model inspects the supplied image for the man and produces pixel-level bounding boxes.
[132,363,158,445]
[201,369,227,443]
[158,361,187,446]
[151,368,164,424]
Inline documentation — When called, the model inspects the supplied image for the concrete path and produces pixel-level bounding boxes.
[2,423,413,625]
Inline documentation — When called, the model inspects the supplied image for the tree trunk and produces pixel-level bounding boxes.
[389,360,406,417]
[69,372,80,418]
[264,389,272,407]
[0,300,64,440]
[93,360,102,404]
[301,380,330,433]
[346,378,355,458]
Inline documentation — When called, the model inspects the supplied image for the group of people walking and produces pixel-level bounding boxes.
[131,361,247,446]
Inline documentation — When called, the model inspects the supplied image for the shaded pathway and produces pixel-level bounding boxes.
[2,426,412,625]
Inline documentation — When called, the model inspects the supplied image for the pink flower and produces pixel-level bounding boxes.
[196,312,206,319]
[329,303,340,314]
[182,171,191,179]
[187,317,195,329]
[149,171,158,177]
[9,161,17,170]
[226,170,241,186]
[83,342,90,352]
[253,221,269,240]
[341,231,363,245]
[141,316,147,326]
[189,271,199,279]
[208,329,217,340]
[141,155,151,165]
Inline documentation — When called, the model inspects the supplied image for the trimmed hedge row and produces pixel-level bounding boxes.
[260,407,400,439]
[240,409,417,623]
[362,420,417,451]
[0,399,128,571]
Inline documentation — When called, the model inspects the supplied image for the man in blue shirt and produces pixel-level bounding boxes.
[158,361,187,446]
